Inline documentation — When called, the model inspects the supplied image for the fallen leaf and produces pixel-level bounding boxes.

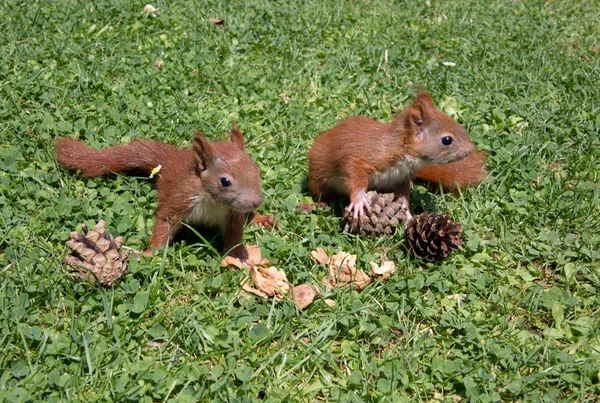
[310,247,330,265]
[314,249,372,291]
[220,255,247,270]
[369,261,396,281]
[241,265,291,301]
[290,284,317,309]
[241,278,268,298]
[220,244,265,269]
[208,17,225,27]
[244,244,264,265]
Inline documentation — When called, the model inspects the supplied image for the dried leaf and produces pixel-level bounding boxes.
[244,244,264,265]
[240,278,269,298]
[315,249,372,291]
[369,261,396,281]
[290,284,317,309]
[310,247,330,265]
[208,17,225,26]
[220,244,265,269]
[241,265,291,301]
[220,255,247,270]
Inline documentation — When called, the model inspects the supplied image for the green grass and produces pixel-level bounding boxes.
[1,0,600,401]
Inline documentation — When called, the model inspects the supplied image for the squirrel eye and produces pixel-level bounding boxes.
[220,177,232,187]
[441,136,453,146]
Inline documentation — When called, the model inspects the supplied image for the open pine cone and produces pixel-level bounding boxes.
[343,191,408,236]
[404,212,462,261]
[64,220,130,287]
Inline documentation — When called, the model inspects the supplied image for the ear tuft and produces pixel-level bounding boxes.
[193,131,214,171]
[230,121,245,150]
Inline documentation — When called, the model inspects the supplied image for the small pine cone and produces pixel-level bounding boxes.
[64,220,129,287]
[343,191,408,236]
[404,212,462,261]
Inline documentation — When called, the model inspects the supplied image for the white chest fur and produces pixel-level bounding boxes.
[185,194,231,229]
[368,156,424,191]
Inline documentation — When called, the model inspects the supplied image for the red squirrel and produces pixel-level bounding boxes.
[55,123,264,258]
[307,90,485,220]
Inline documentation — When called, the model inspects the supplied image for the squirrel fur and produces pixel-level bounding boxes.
[307,90,485,219]
[55,123,264,257]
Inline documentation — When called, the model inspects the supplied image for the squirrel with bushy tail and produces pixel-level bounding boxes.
[307,90,486,218]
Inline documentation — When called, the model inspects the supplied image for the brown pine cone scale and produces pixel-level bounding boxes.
[343,191,408,236]
[64,220,129,287]
[404,212,462,261]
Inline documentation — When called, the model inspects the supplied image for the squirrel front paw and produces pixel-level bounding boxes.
[248,213,279,230]
[347,189,371,219]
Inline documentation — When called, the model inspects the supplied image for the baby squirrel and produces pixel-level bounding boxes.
[55,123,264,258]
[308,90,485,220]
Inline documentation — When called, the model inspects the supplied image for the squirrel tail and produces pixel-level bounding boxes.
[54,137,178,177]
[413,151,487,191]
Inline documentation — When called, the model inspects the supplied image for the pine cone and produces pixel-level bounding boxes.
[343,191,408,236]
[64,220,129,287]
[404,212,462,261]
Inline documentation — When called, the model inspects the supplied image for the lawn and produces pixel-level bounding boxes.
[1,0,600,401]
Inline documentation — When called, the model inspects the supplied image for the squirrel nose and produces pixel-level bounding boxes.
[252,194,264,209]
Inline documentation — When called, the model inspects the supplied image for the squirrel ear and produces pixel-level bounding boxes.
[409,103,428,133]
[415,89,435,109]
[229,121,245,150]
[193,131,214,171]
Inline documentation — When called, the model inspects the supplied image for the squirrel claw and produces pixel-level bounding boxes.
[348,203,363,220]
[347,189,371,219]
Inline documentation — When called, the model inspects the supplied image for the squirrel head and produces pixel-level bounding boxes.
[192,122,263,212]
[405,90,475,165]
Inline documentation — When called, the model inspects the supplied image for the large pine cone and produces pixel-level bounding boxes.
[343,191,408,236]
[404,212,462,261]
[64,220,129,287]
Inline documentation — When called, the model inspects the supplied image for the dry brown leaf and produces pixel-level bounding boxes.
[324,299,336,307]
[241,278,269,298]
[220,255,247,270]
[310,247,330,265]
[244,244,264,265]
[314,249,372,291]
[241,265,291,301]
[208,17,225,26]
[290,284,317,309]
[369,261,396,281]
[220,244,266,269]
